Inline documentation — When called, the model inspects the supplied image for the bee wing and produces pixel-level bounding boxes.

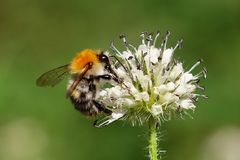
[36,64,70,87]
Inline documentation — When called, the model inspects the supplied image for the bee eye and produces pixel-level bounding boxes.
[99,53,109,63]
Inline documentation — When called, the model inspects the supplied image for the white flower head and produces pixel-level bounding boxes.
[95,31,207,127]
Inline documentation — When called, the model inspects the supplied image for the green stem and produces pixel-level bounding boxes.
[148,118,158,160]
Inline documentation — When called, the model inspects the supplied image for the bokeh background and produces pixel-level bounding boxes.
[0,0,240,160]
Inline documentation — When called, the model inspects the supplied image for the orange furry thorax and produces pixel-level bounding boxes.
[69,49,100,74]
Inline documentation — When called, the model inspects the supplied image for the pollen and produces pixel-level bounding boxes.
[71,90,80,98]
[70,49,100,74]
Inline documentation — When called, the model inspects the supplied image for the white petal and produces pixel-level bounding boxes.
[134,91,149,102]
[154,85,168,94]
[151,104,163,116]
[139,75,152,91]
[125,82,139,95]
[149,47,161,64]
[131,69,144,81]
[169,63,184,80]
[166,82,175,91]
[179,73,194,84]
[138,44,148,53]
[115,68,126,77]
[174,85,187,95]
[115,68,132,83]
[186,84,196,92]
[112,111,125,119]
[99,90,107,97]
[122,98,135,106]
[131,69,152,90]
[107,86,123,98]
[162,92,179,103]
[179,99,195,109]
[154,82,175,95]
[162,48,173,67]
[94,111,126,128]
[122,50,133,59]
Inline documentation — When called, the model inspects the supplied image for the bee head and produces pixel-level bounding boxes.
[98,52,110,65]
[98,52,119,80]
[70,49,120,81]
[70,49,102,74]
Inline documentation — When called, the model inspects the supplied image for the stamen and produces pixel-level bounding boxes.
[119,34,127,43]
[119,34,140,68]
[173,73,183,82]
[153,31,160,46]
[119,34,131,51]
[93,112,126,128]
[161,31,170,51]
[202,67,207,79]
[188,59,203,73]
[173,59,178,65]
[195,67,207,79]
[190,97,198,103]
[110,55,128,73]
[113,61,118,67]
[163,41,181,71]
[146,33,153,70]
[193,94,208,99]
[128,43,137,52]
[196,85,205,90]
[173,39,183,52]
[140,32,147,45]
[195,79,201,84]
[124,57,135,81]
[139,51,145,70]
[146,32,153,47]
[110,42,122,55]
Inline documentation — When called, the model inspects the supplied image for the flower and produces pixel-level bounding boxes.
[95,31,207,127]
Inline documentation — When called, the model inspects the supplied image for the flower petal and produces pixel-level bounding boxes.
[151,104,163,116]
[179,99,195,109]
[94,111,126,128]
[162,48,173,67]
[134,91,149,102]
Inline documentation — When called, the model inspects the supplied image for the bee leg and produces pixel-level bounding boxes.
[102,74,122,83]
[88,80,112,115]
[95,74,121,83]
[94,74,111,80]
[92,100,112,115]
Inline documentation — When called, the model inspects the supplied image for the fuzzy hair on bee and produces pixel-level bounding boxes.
[36,49,121,117]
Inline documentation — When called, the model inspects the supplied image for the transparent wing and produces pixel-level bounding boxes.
[36,64,70,87]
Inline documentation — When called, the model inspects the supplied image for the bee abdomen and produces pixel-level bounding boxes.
[70,96,99,116]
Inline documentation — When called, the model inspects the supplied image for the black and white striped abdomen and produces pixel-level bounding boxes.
[67,78,99,116]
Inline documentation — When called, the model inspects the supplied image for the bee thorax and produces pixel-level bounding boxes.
[86,62,105,76]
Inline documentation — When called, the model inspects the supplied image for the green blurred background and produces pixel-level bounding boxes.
[0,0,240,160]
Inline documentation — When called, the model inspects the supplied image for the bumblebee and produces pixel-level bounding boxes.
[36,49,120,116]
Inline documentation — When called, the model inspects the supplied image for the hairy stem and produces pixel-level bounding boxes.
[148,118,158,160]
